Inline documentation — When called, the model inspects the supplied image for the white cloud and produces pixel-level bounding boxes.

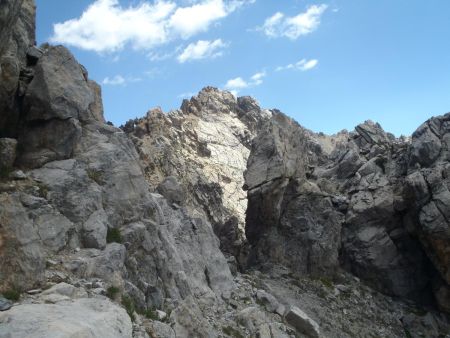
[224,70,266,94]
[102,75,125,85]
[50,0,254,53]
[225,77,248,90]
[51,0,175,52]
[250,71,266,85]
[276,58,318,72]
[177,39,227,63]
[169,0,227,38]
[259,4,327,39]
[102,74,142,86]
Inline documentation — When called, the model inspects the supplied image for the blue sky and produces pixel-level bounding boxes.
[35,0,450,136]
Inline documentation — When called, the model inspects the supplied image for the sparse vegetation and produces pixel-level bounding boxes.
[2,287,21,301]
[403,327,413,338]
[222,326,244,338]
[409,306,427,317]
[86,168,104,185]
[121,296,136,322]
[106,227,122,244]
[319,277,334,289]
[106,286,120,300]
[255,297,265,307]
[37,183,49,198]
[142,307,158,320]
[0,166,12,181]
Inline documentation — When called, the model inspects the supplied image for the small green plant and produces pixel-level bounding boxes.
[2,287,21,301]
[255,297,265,307]
[121,296,135,322]
[403,327,413,338]
[410,306,427,317]
[319,277,333,289]
[86,168,104,185]
[0,166,12,181]
[37,183,49,198]
[142,308,158,320]
[106,286,120,300]
[107,228,122,244]
[222,326,244,338]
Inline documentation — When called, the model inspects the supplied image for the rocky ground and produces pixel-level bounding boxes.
[0,1,449,337]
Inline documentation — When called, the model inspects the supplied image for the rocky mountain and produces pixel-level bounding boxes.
[121,89,270,262]
[0,1,449,337]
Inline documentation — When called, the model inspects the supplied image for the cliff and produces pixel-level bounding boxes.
[0,1,449,337]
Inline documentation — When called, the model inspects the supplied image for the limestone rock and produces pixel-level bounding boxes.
[23,45,94,122]
[123,87,270,258]
[0,298,132,338]
[157,176,185,205]
[245,112,343,276]
[284,306,320,338]
[0,297,12,312]
[82,209,108,249]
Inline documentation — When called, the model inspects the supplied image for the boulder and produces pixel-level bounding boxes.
[23,45,94,122]
[0,298,132,338]
[157,176,185,205]
[0,297,12,312]
[82,209,108,249]
[284,306,320,338]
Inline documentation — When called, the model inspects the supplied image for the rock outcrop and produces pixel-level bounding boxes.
[0,0,449,337]
[122,88,271,260]
[0,297,133,338]
[245,111,450,311]
[0,2,235,336]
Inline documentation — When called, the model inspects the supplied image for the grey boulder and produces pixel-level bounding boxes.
[0,298,132,338]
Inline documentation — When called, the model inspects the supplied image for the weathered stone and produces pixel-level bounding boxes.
[0,297,12,311]
[245,112,343,276]
[284,306,320,338]
[23,45,94,122]
[0,298,132,338]
[157,176,185,205]
[0,138,17,168]
[82,209,108,249]
[17,117,82,168]
[123,87,270,258]
[255,289,280,312]
[25,45,42,65]
[40,282,87,299]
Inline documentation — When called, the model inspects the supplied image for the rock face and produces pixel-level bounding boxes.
[0,2,235,337]
[245,111,450,310]
[0,0,35,137]
[122,88,271,259]
[0,1,449,337]
[244,112,343,277]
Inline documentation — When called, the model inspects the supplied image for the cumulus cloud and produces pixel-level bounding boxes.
[250,71,266,85]
[259,4,327,39]
[177,39,227,63]
[225,77,248,90]
[276,59,318,72]
[50,0,254,53]
[224,70,266,94]
[102,74,142,86]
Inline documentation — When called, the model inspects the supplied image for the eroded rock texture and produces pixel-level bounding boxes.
[122,88,271,260]
[245,110,450,311]
[0,2,235,336]
[0,0,449,337]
